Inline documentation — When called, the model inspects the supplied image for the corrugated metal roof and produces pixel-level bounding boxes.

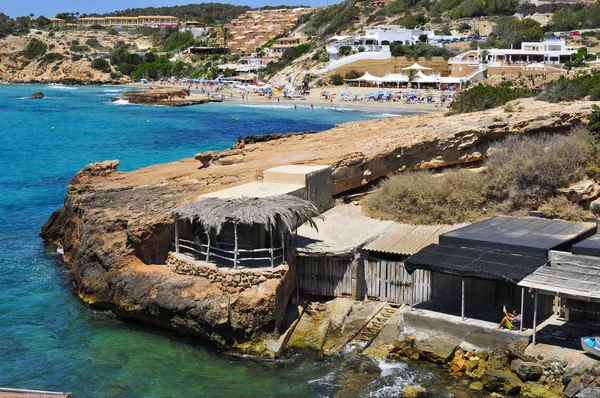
[364,223,467,256]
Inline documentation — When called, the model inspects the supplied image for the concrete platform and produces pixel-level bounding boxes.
[400,307,530,351]
[264,165,330,185]
[199,181,304,199]
[293,204,393,255]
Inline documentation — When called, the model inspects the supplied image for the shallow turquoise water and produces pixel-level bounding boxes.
[0,84,455,397]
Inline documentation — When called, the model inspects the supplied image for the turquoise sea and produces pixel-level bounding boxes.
[0,84,465,397]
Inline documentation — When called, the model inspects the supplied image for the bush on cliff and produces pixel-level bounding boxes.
[91,58,110,73]
[538,73,600,103]
[448,84,532,114]
[22,38,47,59]
[363,128,596,224]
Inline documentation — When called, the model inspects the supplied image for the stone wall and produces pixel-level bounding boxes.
[166,252,288,294]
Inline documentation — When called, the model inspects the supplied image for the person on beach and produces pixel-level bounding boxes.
[310,103,314,111]
[496,306,521,330]
[294,104,297,111]
[235,136,245,150]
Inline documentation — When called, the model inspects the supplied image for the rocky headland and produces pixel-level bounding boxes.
[40,98,596,353]
[118,87,218,106]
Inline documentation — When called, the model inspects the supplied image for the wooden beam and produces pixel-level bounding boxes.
[520,287,524,332]
[205,232,211,261]
[233,222,238,269]
[275,298,310,359]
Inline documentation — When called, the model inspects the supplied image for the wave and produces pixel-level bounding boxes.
[46,85,78,90]
[109,99,132,106]
[237,104,298,110]
[103,89,124,93]
[365,113,404,118]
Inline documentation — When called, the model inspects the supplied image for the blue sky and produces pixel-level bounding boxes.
[3,0,336,18]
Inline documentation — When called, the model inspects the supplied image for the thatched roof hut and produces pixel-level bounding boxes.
[171,195,322,232]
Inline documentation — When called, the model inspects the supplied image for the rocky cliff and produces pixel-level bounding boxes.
[40,99,594,350]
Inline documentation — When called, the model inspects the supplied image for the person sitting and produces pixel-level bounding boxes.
[496,306,521,331]
[235,136,245,150]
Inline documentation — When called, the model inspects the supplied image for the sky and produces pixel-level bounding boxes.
[3,0,336,18]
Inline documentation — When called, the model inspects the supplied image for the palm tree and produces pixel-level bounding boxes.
[407,69,417,88]
[221,25,233,48]
[29,13,35,21]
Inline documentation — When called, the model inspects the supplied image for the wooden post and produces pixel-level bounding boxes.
[520,287,524,332]
[461,278,465,321]
[533,289,538,345]
[174,219,179,254]
[233,222,238,269]
[270,224,274,268]
[205,231,211,261]
[410,273,415,311]
[281,225,285,263]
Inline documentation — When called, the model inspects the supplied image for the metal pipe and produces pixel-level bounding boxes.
[533,289,538,345]
[174,219,179,254]
[233,223,238,269]
[520,287,524,332]
[461,278,465,321]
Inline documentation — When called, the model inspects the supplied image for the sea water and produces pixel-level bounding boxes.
[0,84,468,397]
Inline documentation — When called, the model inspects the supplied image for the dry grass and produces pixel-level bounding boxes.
[363,128,597,224]
[538,197,590,222]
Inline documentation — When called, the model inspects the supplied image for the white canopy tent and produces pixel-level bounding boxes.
[402,63,433,72]
[346,72,384,87]
[381,73,409,87]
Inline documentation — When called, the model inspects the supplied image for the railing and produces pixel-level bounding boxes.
[177,238,284,268]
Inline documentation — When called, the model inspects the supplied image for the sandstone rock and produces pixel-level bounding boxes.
[558,179,600,203]
[415,336,460,364]
[576,387,600,398]
[469,381,483,391]
[483,369,524,394]
[567,376,598,398]
[511,359,543,382]
[388,337,419,361]
[506,339,530,360]
[194,152,214,168]
[401,385,428,398]
[592,199,600,216]
[521,381,565,398]
[449,355,467,373]
[29,91,44,99]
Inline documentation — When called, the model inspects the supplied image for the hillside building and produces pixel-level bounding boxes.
[225,8,311,54]
[50,18,66,28]
[77,16,179,29]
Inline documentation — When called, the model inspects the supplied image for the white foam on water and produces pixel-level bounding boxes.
[377,361,407,377]
[366,113,403,118]
[307,371,339,387]
[238,104,297,110]
[46,84,77,90]
[56,246,64,255]
[109,99,132,106]
[103,89,124,93]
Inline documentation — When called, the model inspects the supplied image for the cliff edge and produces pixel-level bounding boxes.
[40,99,594,350]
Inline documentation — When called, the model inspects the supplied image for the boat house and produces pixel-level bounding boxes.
[404,216,597,342]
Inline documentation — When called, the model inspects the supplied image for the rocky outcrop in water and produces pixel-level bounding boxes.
[120,88,209,106]
[29,92,44,99]
[40,99,595,351]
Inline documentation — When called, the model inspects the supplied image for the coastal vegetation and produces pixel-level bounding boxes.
[448,84,532,114]
[363,128,598,224]
[21,38,47,59]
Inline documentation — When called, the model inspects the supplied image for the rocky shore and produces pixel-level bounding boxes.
[40,98,596,353]
[118,87,215,106]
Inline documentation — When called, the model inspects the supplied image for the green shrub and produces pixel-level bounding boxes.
[22,38,47,59]
[91,58,110,72]
[330,73,344,85]
[538,74,600,103]
[363,128,595,224]
[70,44,90,53]
[390,42,453,59]
[40,52,64,66]
[71,54,82,61]
[448,84,532,114]
[85,38,104,50]
[107,28,118,35]
[344,70,361,80]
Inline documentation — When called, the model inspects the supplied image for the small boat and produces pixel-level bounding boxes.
[581,337,600,358]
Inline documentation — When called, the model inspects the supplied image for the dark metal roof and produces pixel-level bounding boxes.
[439,216,596,258]
[404,244,548,284]
[364,223,467,256]
[572,234,600,257]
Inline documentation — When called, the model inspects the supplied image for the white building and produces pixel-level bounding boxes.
[450,38,587,66]
[326,25,434,60]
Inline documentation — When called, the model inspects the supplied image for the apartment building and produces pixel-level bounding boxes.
[266,37,306,58]
[77,16,179,29]
[225,8,310,54]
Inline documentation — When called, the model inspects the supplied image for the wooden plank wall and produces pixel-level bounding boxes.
[365,259,431,305]
[296,256,353,297]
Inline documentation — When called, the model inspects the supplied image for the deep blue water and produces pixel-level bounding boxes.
[0,84,453,397]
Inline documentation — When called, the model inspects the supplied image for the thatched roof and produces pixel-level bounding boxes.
[171,195,322,232]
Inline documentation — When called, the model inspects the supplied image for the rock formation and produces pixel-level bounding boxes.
[40,98,595,350]
[29,92,44,99]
